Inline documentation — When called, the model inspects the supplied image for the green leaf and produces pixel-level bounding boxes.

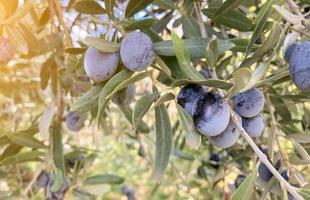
[273,5,300,25]
[97,70,134,123]
[155,104,172,182]
[133,92,160,130]
[231,169,257,200]
[182,16,201,38]
[202,8,253,32]
[213,0,244,19]
[7,133,45,149]
[84,174,124,185]
[298,188,310,199]
[229,68,252,97]
[151,12,173,33]
[106,71,151,99]
[154,38,235,59]
[104,0,115,18]
[240,23,282,68]
[51,169,64,192]
[0,150,44,166]
[242,62,269,92]
[52,123,65,176]
[0,144,22,161]
[171,33,204,80]
[124,18,157,32]
[72,84,104,112]
[65,47,87,54]
[154,0,176,10]
[170,79,233,90]
[205,38,219,68]
[74,0,106,15]
[125,0,154,17]
[245,0,274,57]
[176,104,201,149]
[83,37,120,53]
[154,92,175,107]
[119,105,150,133]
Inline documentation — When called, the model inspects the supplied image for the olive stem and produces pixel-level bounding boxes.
[285,0,303,17]
[194,2,207,38]
[230,111,303,200]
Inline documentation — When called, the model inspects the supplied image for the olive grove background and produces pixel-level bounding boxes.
[0,0,310,199]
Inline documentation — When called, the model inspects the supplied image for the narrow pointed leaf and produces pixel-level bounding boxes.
[84,174,124,185]
[176,104,201,149]
[245,0,274,57]
[171,33,203,80]
[133,92,160,130]
[84,37,120,53]
[213,0,244,19]
[74,0,106,14]
[155,104,172,182]
[72,84,104,112]
[97,70,133,123]
[231,169,257,200]
[125,0,154,17]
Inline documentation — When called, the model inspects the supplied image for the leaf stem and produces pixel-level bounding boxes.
[230,111,304,200]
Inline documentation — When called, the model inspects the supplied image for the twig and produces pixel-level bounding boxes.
[194,2,207,38]
[285,0,303,17]
[230,111,304,200]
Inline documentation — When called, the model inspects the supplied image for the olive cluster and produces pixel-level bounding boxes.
[177,85,265,148]
[83,31,154,83]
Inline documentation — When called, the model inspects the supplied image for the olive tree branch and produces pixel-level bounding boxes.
[230,111,303,200]
[194,2,207,38]
[285,0,303,17]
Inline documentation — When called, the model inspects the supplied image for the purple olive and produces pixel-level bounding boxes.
[209,113,242,148]
[66,111,87,132]
[177,84,206,116]
[120,31,154,71]
[233,88,264,118]
[242,114,265,138]
[84,47,119,82]
[288,41,310,91]
[193,92,230,136]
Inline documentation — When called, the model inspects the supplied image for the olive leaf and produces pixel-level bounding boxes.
[245,0,274,57]
[154,38,235,59]
[51,122,65,176]
[231,169,257,200]
[212,0,244,19]
[176,104,201,150]
[171,33,204,80]
[72,84,104,113]
[133,92,160,130]
[0,150,44,166]
[83,37,120,53]
[7,133,45,149]
[125,0,154,17]
[84,174,124,185]
[155,103,172,182]
[74,0,106,15]
[97,70,134,124]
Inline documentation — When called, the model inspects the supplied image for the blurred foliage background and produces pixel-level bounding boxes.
[0,0,310,199]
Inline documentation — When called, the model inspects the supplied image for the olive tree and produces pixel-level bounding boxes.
[0,0,310,199]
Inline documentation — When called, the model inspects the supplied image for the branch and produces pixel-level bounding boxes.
[230,111,304,200]
[194,2,207,38]
[285,0,303,17]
